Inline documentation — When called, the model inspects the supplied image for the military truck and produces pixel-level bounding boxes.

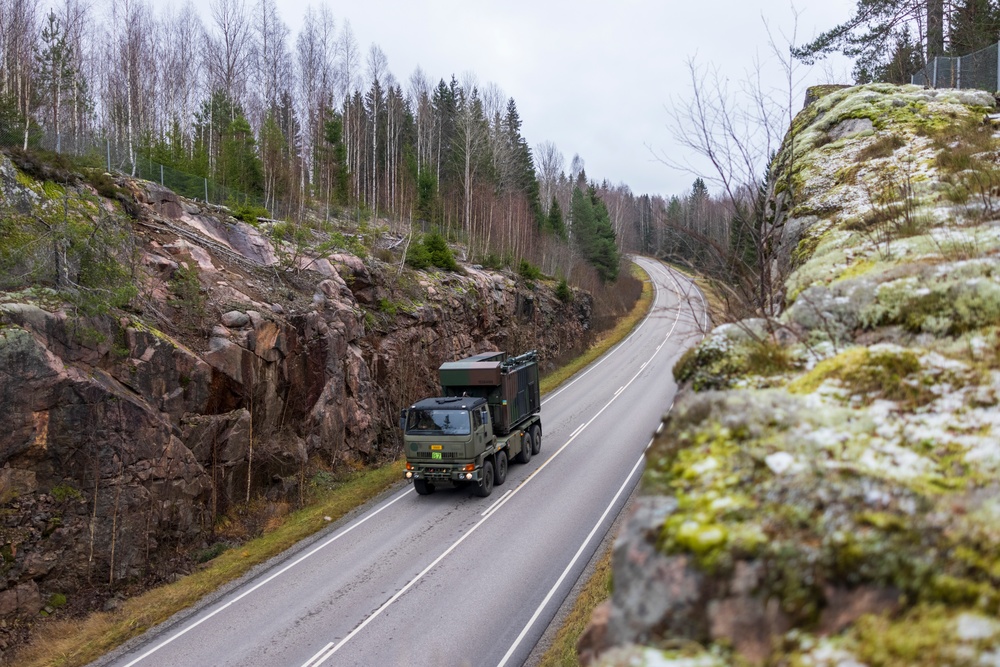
[400,351,542,498]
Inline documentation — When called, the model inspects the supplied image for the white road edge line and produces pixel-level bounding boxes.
[481,489,513,517]
[122,259,693,667]
[308,261,689,666]
[496,448,649,667]
[120,487,413,667]
[570,423,586,439]
[540,259,665,407]
[301,642,335,667]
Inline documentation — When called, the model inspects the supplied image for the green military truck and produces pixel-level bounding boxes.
[400,351,542,498]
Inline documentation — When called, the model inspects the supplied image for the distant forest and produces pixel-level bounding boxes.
[0,0,740,291]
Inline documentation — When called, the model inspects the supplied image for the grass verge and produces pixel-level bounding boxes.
[537,545,614,667]
[15,462,403,667]
[540,262,654,395]
[16,261,655,667]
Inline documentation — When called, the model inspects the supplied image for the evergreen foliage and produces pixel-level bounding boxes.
[949,0,1000,54]
[405,232,459,271]
[544,197,567,239]
[792,0,947,82]
[571,185,620,282]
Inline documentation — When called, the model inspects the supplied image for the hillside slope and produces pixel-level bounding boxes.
[590,84,1000,665]
[0,155,593,643]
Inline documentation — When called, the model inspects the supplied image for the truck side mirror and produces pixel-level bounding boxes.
[399,409,408,431]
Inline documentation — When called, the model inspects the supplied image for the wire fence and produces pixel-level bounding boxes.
[0,123,302,220]
[912,41,1000,92]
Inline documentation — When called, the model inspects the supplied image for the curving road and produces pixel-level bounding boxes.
[95,257,707,667]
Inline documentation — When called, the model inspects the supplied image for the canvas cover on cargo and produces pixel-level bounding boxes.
[439,351,539,435]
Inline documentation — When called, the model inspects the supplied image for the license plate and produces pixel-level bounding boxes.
[432,452,442,460]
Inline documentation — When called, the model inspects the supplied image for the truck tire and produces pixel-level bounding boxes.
[531,424,542,455]
[516,431,533,464]
[476,460,494,497]
[413,479,434,495]
[495,451,508,486]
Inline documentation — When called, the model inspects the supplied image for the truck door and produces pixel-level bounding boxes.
[474,406,490,448]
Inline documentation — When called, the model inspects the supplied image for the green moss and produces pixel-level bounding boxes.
[14,168,33,188]
[50,484,82,502]
[41,180,65,199]
[835,258,877,282]
[789,346,931,406]
[863,273,1000,336]
[851,605,979,667]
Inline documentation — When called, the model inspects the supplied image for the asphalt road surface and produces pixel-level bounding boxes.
[96,257,707,667]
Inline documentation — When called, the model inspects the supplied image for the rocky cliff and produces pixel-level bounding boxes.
[0,154,593,631]
[589,84,1000,665]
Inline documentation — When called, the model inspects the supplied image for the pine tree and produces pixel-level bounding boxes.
[571,186,620,282]
[793,0,948,82]
[325,113,350,205]
[36,11,77,142]
[545,197,567,240]
[949,0,1000,54]
[876,27,925,83]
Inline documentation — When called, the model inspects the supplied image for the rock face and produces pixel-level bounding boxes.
[593,84,1000,665]
[0,156,593,624]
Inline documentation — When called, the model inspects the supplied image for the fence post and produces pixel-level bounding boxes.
[205,178,209,203]
[160,164,164,186]
[106,139,111,172]
[957,56,962,89]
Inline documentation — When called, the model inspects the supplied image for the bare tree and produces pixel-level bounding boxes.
[659,12,807,317]
[535,140,564,215]
[206,0,252,103]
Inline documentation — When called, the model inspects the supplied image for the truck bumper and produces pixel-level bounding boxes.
[405,466,480,483]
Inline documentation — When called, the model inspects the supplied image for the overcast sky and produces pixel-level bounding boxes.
[271,1,858,199]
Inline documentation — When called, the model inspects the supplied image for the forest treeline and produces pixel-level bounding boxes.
[0,0,750,303]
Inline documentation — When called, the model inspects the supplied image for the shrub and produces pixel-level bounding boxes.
[405,232,458,271]
[230,202,270,226]
[518,260,542,280]
[556,278,573,303]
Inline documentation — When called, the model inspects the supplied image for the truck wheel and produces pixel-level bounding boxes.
[531,424,542,455]
[476,460,494,497]
[495,451,508,486]
[516,431,533,464]
[413,479,434,495]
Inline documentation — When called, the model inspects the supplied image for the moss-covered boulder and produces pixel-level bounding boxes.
[597,84,1000,666]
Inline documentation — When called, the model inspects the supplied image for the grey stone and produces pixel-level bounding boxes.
[221,311,249,328]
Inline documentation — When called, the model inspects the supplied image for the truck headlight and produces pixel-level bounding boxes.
[405,471,413,478]
[465,473,473,480]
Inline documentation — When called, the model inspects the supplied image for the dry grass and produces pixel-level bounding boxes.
[536,546,613,667]
[13,461,404,667]
[540,263,654,395]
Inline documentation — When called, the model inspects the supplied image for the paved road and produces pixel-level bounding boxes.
[98,257,707,667]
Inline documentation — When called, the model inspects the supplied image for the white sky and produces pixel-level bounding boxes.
[272,1,858,199]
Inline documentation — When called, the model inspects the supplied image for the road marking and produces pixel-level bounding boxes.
[541,261,663,406]
[570,423,586,438]
[119,487,413,666]
[302,642,335,667]
[496,448,649,667]
[614,386,625,396]
[121,258,701,667]
[481,489,513,517]
[307,262,692,665]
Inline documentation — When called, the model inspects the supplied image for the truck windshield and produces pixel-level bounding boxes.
[406,409,471,435]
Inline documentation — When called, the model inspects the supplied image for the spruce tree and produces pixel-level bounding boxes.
[949,0,1000,54]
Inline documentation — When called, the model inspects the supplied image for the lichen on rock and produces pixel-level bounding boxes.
[595,83,1000,665]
